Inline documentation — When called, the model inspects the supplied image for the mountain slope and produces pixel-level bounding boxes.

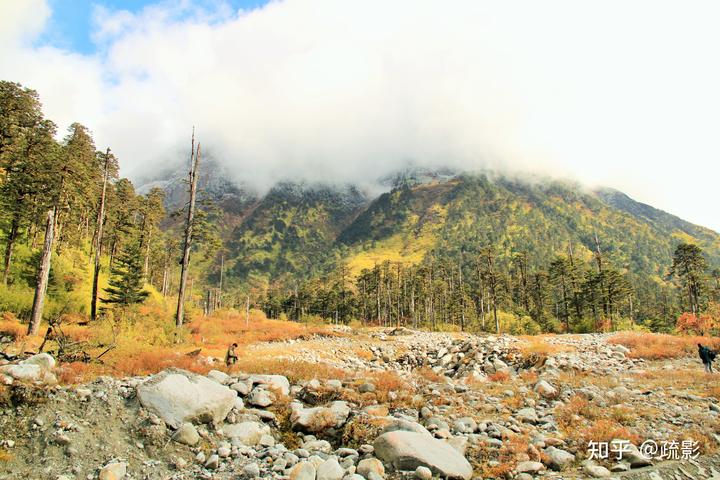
[141,168,720,296]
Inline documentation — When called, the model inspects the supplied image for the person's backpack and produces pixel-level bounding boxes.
[710,349,718,362]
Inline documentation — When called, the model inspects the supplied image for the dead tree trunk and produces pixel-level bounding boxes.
[176,131,200,328]
[91,148,111,321]
[28,208,55,335]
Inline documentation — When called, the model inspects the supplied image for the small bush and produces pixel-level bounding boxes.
[488,371,510,383]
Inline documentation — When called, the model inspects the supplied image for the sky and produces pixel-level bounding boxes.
[1,0,719,232]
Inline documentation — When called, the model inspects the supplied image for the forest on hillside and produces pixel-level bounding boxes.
[2,80,720,338]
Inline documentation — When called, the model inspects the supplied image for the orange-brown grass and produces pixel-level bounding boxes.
[579,419,641,447]
[704,385,720,400]
[0,448,11,463]
[187,309,333,351]
[0,313,26,339]
[352,347,374,361]
[59,324,95,343]
[519,370,538,383]
[488,371,510,383]
[609,332,720,360]
[369,370,412,404]
[681,428,718,455]
[107,348,212,377]
[57,361,110,384]
[502,394,524,409]
[518,336,576,358]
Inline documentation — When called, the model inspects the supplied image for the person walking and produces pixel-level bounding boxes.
[698,343,716,373]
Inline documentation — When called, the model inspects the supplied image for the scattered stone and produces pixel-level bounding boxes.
[98,461,127,480]
[317,457,345,480]
[357,457,385,478]
[288,460,317,480]
[172,423,199,446]
[543,446,575,470]
[414,466,433,480]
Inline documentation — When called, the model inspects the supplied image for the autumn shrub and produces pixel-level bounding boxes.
[342,415,386,448]
[578,419,641,447]
[556,395,597,430]
[676,306,720,336]
[488,371,510,383]
[370,370,408,401]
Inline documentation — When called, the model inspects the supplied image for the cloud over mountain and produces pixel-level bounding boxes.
[1,0,719,230]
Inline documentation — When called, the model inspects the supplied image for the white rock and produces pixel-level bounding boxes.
[247,374,290,396]
[222,421,271,446]
[172,423,200,446]
[317,457,344,480]
[288,460,316,480]
[136,368,237,429]
[374,431,472,480]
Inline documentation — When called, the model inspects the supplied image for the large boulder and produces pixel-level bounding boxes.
[137,368,237,428]
[374,431,473,480]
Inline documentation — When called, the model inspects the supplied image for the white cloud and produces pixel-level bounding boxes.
[1,0,719,231]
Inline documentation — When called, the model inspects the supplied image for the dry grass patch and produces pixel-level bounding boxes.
[609,332,720,360]
[0,313,26,339]
[518,335,576,359]
[188,309,334,351]
[108,348,212,377]
[57,361,109,384]
[234,356,350,383]
[415,366,445,383]
[0,448,11,463]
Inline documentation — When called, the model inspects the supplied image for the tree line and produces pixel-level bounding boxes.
[261,241,720,334]
[0,81,185,332]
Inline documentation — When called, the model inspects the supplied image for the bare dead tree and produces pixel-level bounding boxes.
[176,130,200,328]
[28,207,56,336]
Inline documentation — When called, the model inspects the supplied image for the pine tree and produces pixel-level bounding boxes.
[102,240,149,306]
[670,242,708,314]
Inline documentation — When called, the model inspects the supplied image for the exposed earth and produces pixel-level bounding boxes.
[2,329,720,480]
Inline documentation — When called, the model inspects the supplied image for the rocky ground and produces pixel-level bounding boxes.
[2,329,720,480]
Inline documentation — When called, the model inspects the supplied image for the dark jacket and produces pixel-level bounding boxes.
[699,344,716,363]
